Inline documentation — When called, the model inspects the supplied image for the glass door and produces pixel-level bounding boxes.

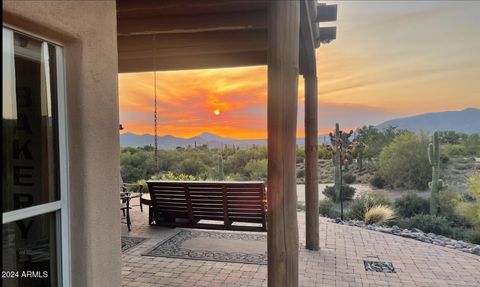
[2,27,70,287]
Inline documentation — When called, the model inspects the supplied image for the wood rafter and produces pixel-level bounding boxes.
[117,0,267,18]
[118,10,266,36]
[118,50,266,73]
[117,0,269,72]
[118,30,267,60]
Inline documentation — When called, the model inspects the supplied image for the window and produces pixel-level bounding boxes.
[3,27,70,287]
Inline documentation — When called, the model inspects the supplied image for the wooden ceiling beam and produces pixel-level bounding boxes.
[118,50,267,73]
[118,30,267,59]
[117,0,267,18]
[117,11,266,36]
[315,4,337,22]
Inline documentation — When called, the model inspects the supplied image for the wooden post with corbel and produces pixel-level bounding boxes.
[300,0,337,252]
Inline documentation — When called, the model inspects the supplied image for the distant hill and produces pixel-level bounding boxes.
[120,132,267,148]
[120,130,333,148]
[376,108,480,134]
[120,108,480,148]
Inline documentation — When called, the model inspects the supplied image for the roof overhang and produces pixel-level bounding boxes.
[116,0,336,73]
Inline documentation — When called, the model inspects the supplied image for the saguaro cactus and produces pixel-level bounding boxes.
[428,132,442,215]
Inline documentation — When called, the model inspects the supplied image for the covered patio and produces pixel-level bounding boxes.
[121,208,480,287]
[117,0,336,286]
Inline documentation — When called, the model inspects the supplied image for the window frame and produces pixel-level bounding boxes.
[2,26,71,287]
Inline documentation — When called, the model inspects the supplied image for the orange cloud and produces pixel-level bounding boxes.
[119,66,268,139]
[119,2,480,139]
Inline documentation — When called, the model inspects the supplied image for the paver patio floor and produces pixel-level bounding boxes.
[122,205,480,287]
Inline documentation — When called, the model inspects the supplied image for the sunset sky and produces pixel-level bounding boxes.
[119,1,480,139]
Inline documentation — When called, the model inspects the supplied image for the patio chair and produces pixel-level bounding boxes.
[119,174,144,231]
[120,191,132,232]
[123,182,144,212]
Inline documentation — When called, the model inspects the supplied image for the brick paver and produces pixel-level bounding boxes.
[122,207,480,286]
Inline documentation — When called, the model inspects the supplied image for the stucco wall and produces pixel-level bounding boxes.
[3,1,121,286]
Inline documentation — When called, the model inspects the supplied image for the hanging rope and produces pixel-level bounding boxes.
[153,35,159,172]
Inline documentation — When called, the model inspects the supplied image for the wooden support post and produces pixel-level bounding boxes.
[304,74,319,251]
[267,1,300,287]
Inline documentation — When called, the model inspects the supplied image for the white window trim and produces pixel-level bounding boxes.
[2,202,61,224]
[3,23,64,47]
[56,44,72,287]
[2,27,71,287]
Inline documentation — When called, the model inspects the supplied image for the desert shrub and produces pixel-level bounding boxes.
[296,147,305,163]
[355,125,408,160]
[442,144,466,157]
[343,173,356,184]
[454,174,480,243]
[370,173,386,189]
[396,214,457,237]
[378,133,431,190]
[464,134,480,156]
[175,158,208,178]
[244,159,267,180]
[440,154,450,164]
[318,145,332,159]
[347,192,391,220]
[297,202,305,211]
[224,173,246,181]
[458,174,480,229]
[319,199,340,218]
[322,185,356,202]
[133,179,148,193]
[465,229,480,244]
[161,171,197,181]
[296,168,305,178]
[364,205,394,225]
[394,192,429,218]
[438,131,467,145]
[438,188,464,224]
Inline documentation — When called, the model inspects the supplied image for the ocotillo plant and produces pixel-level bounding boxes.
[218,155,224,181]
[428,131,442,215]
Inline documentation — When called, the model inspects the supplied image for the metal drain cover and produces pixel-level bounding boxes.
[364,259,395,273]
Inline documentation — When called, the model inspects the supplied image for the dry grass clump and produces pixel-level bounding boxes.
[364,205,395,225]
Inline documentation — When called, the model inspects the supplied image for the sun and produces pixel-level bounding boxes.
[213,109,220,116]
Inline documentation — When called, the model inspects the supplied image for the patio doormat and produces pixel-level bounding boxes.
[143,230,267,265]
[122,236,147,252]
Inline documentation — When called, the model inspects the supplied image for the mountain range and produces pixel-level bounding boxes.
[120,131,268,149]
[376,108,479,134]
[120,108,480,148]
